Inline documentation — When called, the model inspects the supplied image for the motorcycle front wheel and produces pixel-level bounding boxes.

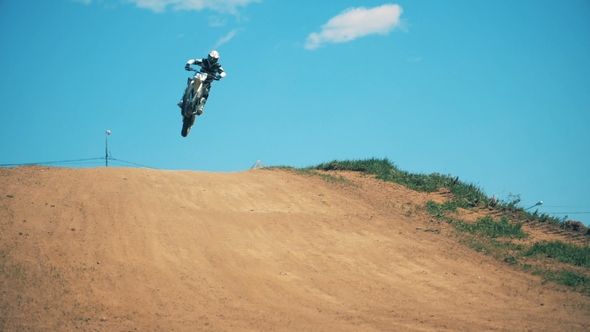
[182,86,194,117]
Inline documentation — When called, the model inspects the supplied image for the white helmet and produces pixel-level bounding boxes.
[208,50,220,64]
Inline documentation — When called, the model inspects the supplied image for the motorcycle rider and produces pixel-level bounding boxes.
[178,50,227,115]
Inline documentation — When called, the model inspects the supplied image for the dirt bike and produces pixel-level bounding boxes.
[180,68,220,137]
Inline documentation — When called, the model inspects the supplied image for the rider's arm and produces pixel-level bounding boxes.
[217,66,226,78]
[184,59,204,70]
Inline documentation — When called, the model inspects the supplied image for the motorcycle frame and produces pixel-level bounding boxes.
[183,72,208,117]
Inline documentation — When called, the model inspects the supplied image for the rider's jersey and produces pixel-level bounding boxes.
[193,58,225,83]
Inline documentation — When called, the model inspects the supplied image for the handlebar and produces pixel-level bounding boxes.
[186,66,221,80]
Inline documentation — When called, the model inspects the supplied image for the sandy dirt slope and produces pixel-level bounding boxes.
[0,166,589,331]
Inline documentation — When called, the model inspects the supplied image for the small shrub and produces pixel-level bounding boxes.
[524,241,590,268]
[534,269,590,294]
[454,216,527,239]
[426,200,472,215]
[557,270,590,289]
[314,158,394,174]
[504,257,518,265]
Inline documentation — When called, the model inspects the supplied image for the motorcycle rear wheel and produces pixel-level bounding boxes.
[181,114,196,137]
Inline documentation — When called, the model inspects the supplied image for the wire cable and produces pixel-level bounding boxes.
[109,158,158,169]
[0,157,104,167]
[539,206,590,208]
[1,157,157,169]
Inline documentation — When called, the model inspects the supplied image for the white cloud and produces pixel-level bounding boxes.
[127,0,261,14]
[214,29,240,48]
[305,4,403,50]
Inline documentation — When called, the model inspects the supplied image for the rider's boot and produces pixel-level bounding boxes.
[197,97,207,115]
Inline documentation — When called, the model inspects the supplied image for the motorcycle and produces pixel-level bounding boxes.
[179,67,220,137]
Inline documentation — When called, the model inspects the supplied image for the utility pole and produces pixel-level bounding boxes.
[105,130,111,167]
[526,201,543,210]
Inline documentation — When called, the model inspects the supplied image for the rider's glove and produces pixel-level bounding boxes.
[219,72,226,79]
[185,59,195,71]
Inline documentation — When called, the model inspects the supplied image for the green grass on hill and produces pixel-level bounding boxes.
[277,158,590,296]
[525,241,590,268]
[307,158,565,226]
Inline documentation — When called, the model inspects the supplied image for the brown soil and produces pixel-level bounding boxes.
[1,166,589,331]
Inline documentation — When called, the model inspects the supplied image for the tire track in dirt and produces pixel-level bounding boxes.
[0,166,589,331]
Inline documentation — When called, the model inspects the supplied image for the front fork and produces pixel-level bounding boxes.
[191,78,207,111]
[182,76,207,117]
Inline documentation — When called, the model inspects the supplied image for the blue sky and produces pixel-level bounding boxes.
[1,0,589,224]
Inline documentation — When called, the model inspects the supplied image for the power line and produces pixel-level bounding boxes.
[0,157,104,167]
[105,158,157,169]
[1,157,157,169]
[540,206,590,208]
[2,131,157,169]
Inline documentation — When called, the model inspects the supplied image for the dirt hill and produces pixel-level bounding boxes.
[1,166,589,331]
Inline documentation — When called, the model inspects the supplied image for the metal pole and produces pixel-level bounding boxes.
[105,130,111,167]
[526,201,543,210]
